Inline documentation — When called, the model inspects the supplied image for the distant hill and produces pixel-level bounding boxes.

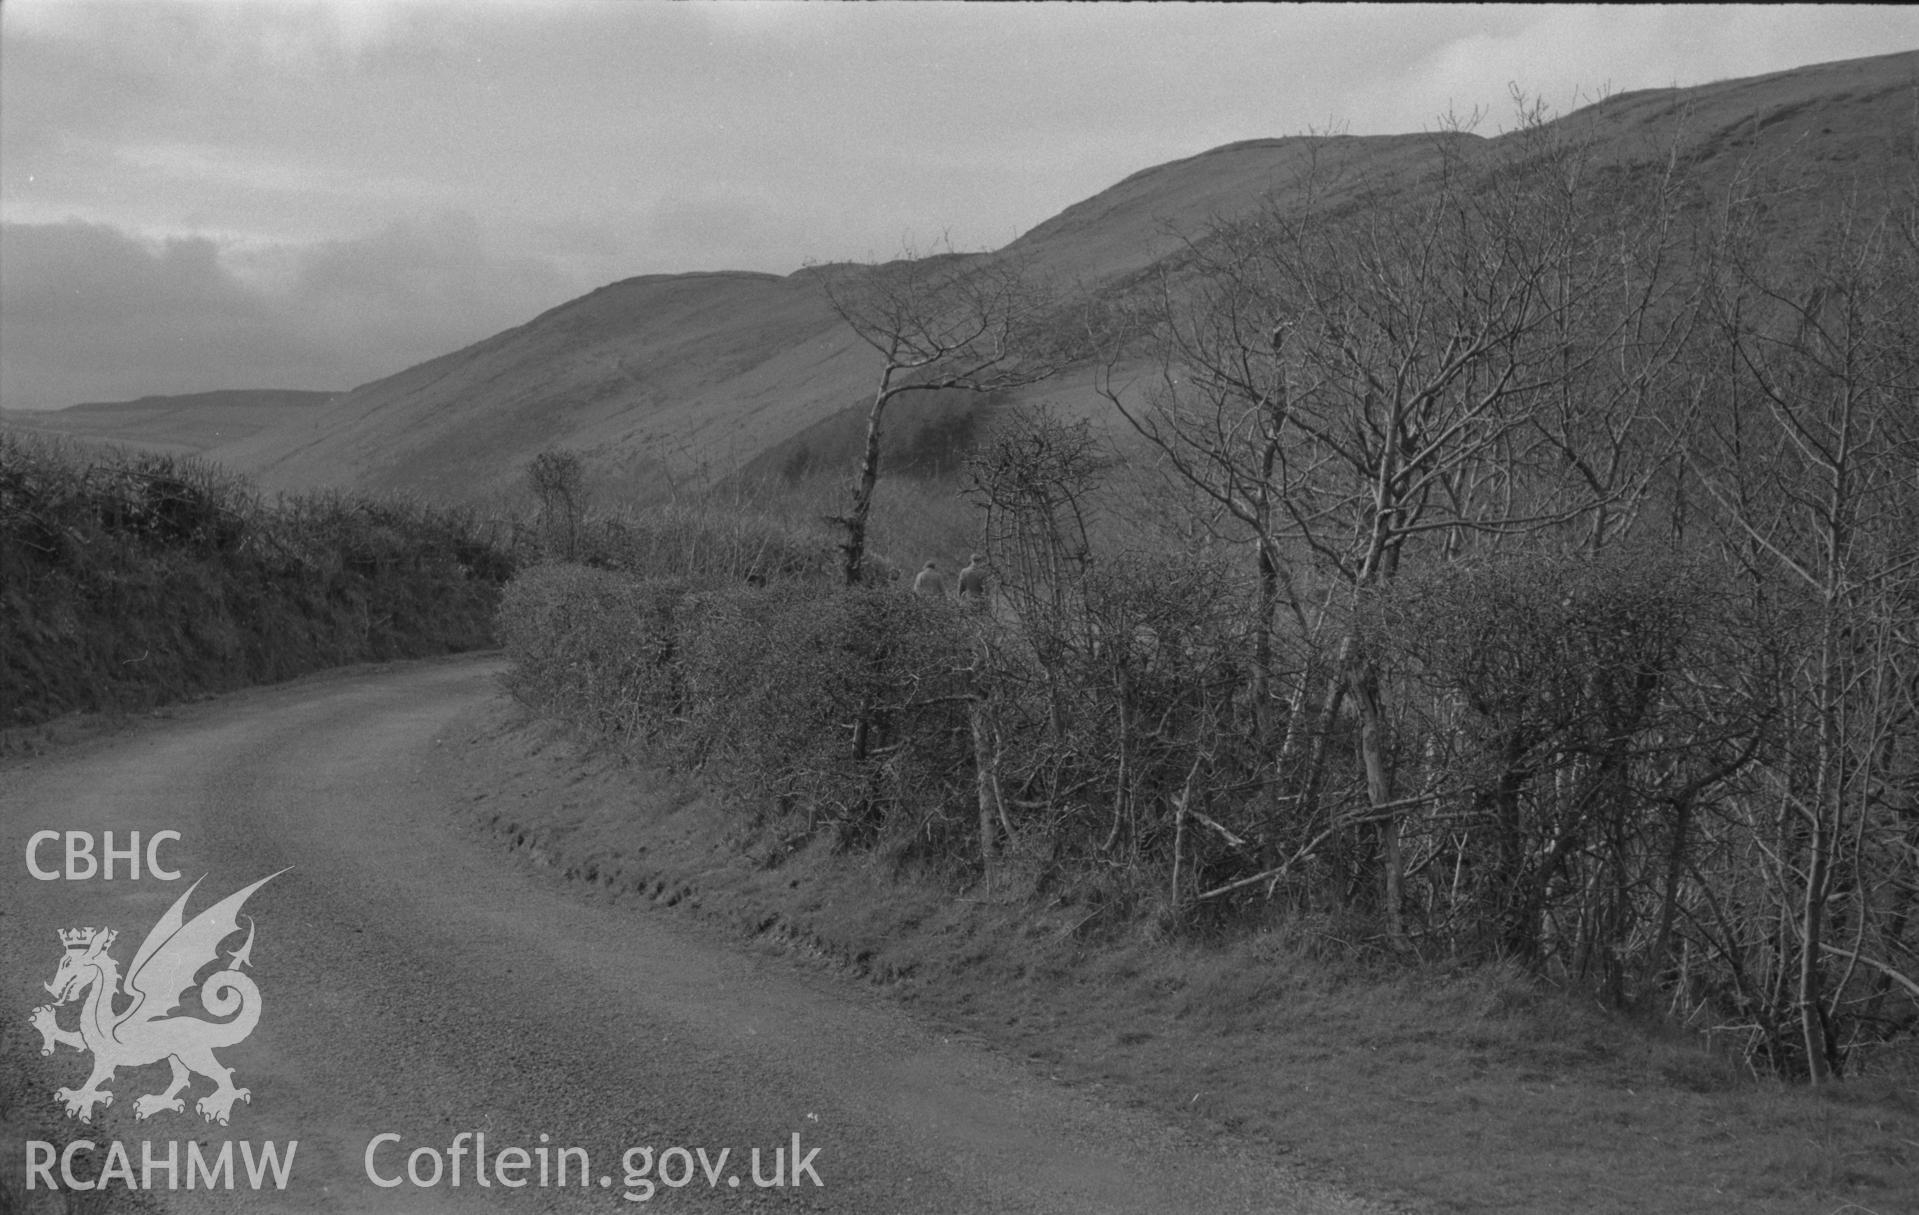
[24,51,1918,504]
[0,389,337,457]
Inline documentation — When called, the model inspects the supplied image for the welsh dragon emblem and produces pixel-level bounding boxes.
[29,871,283,1125]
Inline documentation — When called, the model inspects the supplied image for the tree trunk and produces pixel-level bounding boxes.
[842,369,896,586]
[1350,657,1404,944]
[1799,610,1842,1084]
[970,695,1005,868]
[1799,784,1834,1082]
[1254,536,1279,746]
[1649,795,1694,987]
[1489,733,1533,959]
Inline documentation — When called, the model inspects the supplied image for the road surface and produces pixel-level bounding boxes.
[1,656,1391,1213]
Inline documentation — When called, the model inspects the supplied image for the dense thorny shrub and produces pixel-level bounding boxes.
[1357,548,1773,978]
[981,550,1259,863]
[496,565,697,742]
[500,565,979,854]
[686,584,976,844]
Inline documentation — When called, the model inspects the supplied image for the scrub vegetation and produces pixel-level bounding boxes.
[494,99,1918,1212]
[1,433,513,728]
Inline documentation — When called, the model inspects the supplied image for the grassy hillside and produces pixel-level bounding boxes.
[0,389,336,455]
[75,51,1909,509]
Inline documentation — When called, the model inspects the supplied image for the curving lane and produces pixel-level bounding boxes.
[1,656,1390,1214]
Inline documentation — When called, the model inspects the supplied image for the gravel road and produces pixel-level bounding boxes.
[2,656,1392,1214]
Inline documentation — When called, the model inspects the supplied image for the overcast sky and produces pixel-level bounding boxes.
[4,2,1916,409]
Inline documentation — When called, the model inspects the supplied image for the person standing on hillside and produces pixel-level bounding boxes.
[956,553,989,609]
[912,560,947,598]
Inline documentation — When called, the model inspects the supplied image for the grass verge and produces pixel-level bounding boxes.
[439,698,1918,1215]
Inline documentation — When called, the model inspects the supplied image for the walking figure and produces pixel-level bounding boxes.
[956,553,989,608]
[912,560,948,598]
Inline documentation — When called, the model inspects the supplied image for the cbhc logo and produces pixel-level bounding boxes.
[26,831,183,881]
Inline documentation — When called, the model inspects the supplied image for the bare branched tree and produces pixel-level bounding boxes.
[824,248,1073,584]
[1678,164,1919,1082]
[526,448,586,561]
[1104,104,1701,942]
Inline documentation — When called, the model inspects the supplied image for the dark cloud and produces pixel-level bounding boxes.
[0,215,580,408]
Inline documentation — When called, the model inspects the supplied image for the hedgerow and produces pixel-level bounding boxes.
[496,118,1919,1087]
[1,432,514,726]
[501,564,978,857]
